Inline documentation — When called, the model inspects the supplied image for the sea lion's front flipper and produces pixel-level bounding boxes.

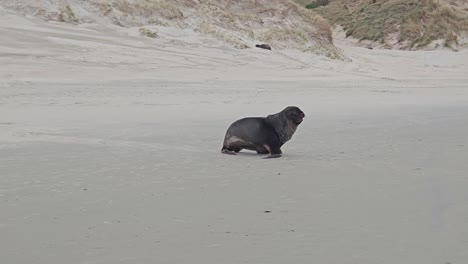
[264,153,282,159]
[264,147,282,159]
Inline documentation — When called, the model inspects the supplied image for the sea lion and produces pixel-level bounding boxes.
[221,106,305,158]
[255,44,272,50]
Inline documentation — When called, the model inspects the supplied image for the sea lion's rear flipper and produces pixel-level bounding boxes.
[221,147,237,155]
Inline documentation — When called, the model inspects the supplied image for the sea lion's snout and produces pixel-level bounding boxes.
[296,114,304,124]
[299,112,305,122]
[293,109,305,125]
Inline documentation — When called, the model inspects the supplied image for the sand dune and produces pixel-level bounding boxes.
[0,0,342,57]
[1,5,468,264]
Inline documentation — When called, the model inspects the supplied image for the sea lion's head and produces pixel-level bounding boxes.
[283,106,305,125]
[265,106,305,144]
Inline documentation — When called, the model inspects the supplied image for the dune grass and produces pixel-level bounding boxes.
[58,5,78,23]
[194,23,249,49]
[260,28,309,47]
[92,0,184,20]
[300,0,468,49]
[139,27,158,38]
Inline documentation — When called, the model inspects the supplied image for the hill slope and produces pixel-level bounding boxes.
[0,0,343,58]
[296,0,468,50]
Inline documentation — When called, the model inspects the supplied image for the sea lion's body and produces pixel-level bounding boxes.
[221,106,304,158]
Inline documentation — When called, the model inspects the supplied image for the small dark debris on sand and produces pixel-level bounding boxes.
[256,44,271,50]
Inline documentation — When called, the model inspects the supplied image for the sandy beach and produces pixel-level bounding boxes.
[1,7,468,264]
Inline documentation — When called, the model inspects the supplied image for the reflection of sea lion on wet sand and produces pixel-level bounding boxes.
[221,106,305,159]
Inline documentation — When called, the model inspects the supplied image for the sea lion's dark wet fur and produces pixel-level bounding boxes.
[221,106,305,158]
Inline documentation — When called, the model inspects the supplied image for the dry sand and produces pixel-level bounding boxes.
[1,7,468,264]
